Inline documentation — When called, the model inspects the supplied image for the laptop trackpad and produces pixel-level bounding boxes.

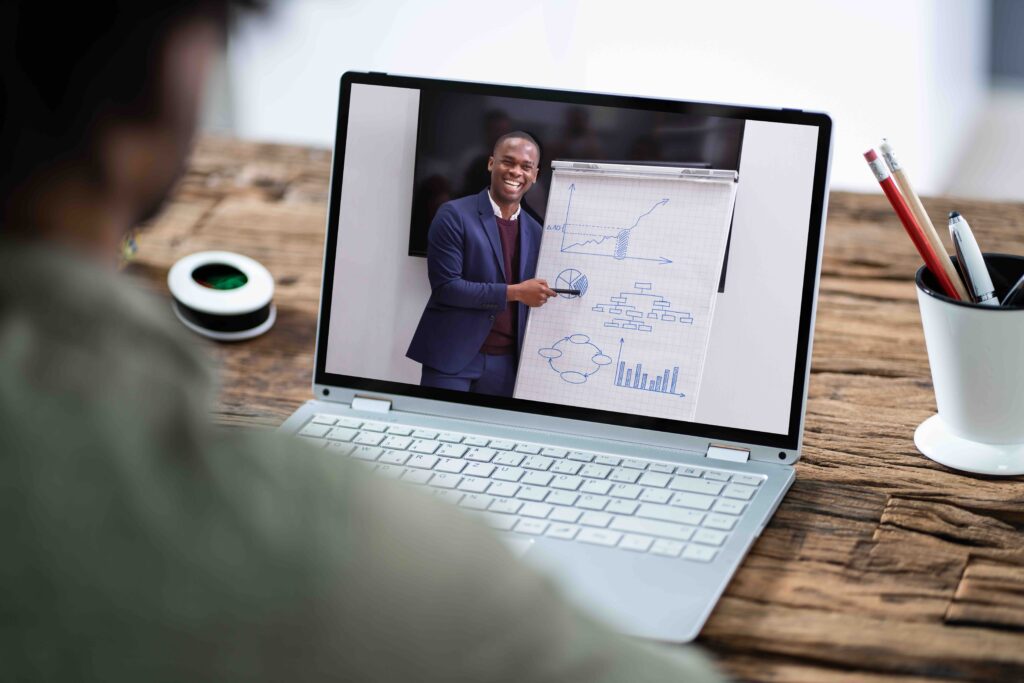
[501,535,535,558]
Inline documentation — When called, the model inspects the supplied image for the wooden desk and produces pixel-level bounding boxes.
[131,136,1024,682]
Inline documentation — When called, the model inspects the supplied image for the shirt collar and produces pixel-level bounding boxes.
[487,190,520,221]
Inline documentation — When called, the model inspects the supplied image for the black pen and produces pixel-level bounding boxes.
[1003,273,1024,307]
[551,288,581,296]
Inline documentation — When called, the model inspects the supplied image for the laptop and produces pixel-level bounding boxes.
[280,71,833,642]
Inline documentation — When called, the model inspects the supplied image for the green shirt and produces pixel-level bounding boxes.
[0,240,725,682]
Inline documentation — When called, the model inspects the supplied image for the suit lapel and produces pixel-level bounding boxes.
[477,190,506,281]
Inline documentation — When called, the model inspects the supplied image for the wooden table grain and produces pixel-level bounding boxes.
[129,136,1024,682]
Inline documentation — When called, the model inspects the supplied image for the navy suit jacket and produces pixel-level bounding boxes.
[407,189,542,375]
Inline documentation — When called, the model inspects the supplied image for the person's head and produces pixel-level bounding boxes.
[487,131,541,209]
[0,1,262,256]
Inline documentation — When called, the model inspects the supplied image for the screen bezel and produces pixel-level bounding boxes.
[314,71,832,451]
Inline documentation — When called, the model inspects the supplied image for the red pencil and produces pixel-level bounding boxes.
[863,148,961,300]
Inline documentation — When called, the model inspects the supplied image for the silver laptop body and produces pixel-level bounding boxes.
[280,72,833,642]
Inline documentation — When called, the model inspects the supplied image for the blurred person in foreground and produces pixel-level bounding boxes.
[0,2,725,681]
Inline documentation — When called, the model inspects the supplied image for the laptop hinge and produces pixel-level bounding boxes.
[706,444,750,463]
[351,396,392,414]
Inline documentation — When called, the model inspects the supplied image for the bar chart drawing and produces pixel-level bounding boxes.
[612,338,686,397]
[591,281,694,332]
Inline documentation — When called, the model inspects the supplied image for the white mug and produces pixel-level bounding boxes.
[915,254,1024,474]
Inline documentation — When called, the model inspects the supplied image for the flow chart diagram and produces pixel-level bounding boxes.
[591,281,694,332]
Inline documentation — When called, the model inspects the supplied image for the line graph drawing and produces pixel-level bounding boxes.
[555,268,589,298]
[591,281,694,332]
[546,184,673,264]
[612,338,686,397]
[538,333,613,384]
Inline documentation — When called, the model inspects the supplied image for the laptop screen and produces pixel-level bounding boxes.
[317,73,831,450]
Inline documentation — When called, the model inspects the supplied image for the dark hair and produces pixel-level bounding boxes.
[0,1,264,208]
[492,130,542,159]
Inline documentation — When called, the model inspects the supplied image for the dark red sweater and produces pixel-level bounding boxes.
[480,215,520,355]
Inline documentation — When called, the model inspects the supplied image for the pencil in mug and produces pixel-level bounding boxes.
[878,139,969,300]
[863,148,962,300]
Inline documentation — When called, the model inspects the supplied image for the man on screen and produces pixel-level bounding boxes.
[407,132,556,397]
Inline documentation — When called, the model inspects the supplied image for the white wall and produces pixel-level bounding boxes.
[227,0,989,194]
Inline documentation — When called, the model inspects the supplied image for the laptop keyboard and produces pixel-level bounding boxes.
[298,413,764,563]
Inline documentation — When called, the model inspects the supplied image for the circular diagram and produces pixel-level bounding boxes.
[555,268,589,298]
[538,333,613,384]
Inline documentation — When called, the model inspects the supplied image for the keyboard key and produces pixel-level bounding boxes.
[431,489,463,505]
[409,439,441,454]
[515,518,548,535]
[677,466,704,477]
[693,529,728,546]
[545,523,578,540]
[324,442,355,455]
[639,488,673,504]
[579,511,612,528]
[550,475,583,491]
[606,499,639,516]
[402,469,433,485]
[723,484,757,500]
[326,427,358,442]
[463,462,496,478]
[577,495,609,511]
[437,432,464,443]
[386,425,414,436]
[351,445,383,461]
[703,470,731,482]
[732,474,764,487]
[412,429,439,439]
[516,486,549,502]
[374,464,403,477]
[620,458,648,470]
[458,493,494,510]
[457,477,491,493]
[437,443,468,458]
[488,481,520,498]
[609,468,641,484]
[610,517,694,541]
[670,492,716,511]
[463,436,490,447]
[361,422,388,433]
[299,436,328,448]
[466,447,497,462]
[354,432,385,446]
[550,507,582,523]
[650,539,685,557]
[579,480,612,496]
[377,450,410,466]
[541,447,568,458]
[637,504,704,526]
[489,498,522,514]
[608,484,642,500]
[406,454,439,469]
[713,499,746,515]
[429,473,461,489]
[577,528,622,547]
[380,435,413,449]
[619,534,654,552]
[638,472,672,488]
[435,457,467,474]
[311,413,337,425]
[298,423,331,438]
[567,451,594,462]
[482,513,518,531]
[514,443,542,454]
[580,464,612,479]
[493,452,525,467]
[669,477,724,496]
[648,463,676,474]
[551,460,582,475]
[493,466,525,482]
[594,455,621,467]
[335,417,363,429]
[488,439,515,450]
[521,471,553,487]
[703,514,737,531]
[546,490,579,506]
[682,545,717,562]
[522,455,554,471]
[519,502,553,519]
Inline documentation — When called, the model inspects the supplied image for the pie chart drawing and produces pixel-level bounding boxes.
[555,268,589,298]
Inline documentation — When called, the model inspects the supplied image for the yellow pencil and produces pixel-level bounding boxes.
[879,139,969,300]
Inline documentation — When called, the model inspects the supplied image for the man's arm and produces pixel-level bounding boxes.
[426,205,507,310]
